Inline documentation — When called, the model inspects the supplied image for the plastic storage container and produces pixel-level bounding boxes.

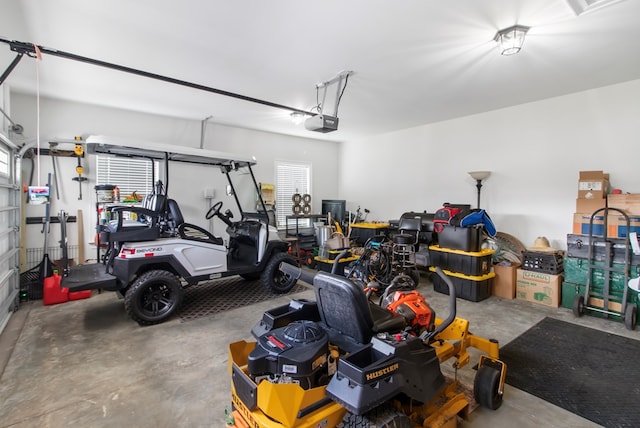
[428,245,494,276]
[316,255,360,276]
[95,184,116,202]
[437,225,482,252]
[429,267,494,302]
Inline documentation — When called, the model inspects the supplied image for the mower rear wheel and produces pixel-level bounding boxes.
[572,295,585,317]
[624,303,637,330]
[339,404,412,428]
[474,365,503,410]
[124,270,184,325]
[261,252,298,293]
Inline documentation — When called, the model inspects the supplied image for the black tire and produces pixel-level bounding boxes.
[306,255,317,269]
[339,404,412,428]
[474,365,503,410]
[239,272,261,281]
[624,303,637,331]
[408,268,420,287]
[572,294,585,317]
[124,270,184,325]
[261,252,299,293]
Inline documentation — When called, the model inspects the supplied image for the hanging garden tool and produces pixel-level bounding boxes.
[72,143,87,200]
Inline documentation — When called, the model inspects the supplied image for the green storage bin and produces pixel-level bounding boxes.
[563,257,640,292]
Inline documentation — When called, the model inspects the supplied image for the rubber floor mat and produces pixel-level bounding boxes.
[499,317,640,427]
[179,277,309,322]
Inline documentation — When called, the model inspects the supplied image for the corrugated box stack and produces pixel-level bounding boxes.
[565,172,640,320]
[515,237,563,307]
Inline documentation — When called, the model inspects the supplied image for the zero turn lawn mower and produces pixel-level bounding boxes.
[227,265,506,427]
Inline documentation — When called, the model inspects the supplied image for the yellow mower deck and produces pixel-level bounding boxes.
[227,316,506,428]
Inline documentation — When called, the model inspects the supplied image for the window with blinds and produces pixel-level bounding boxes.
[275,161,311,229]
[96,155,158,199]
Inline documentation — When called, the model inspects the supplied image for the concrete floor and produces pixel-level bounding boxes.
[0,272,637,428]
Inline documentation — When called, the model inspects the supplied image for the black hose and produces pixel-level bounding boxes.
[279,262,315,285]
[421,267,457,343]
[330,249,351,274]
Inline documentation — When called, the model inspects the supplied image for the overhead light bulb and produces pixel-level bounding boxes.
[494,25,530,56]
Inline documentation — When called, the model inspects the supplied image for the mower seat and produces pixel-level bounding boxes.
[167,199,223,245]
[313,271,406,348]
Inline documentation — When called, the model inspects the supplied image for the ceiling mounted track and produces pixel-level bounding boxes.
[0,37,317,117]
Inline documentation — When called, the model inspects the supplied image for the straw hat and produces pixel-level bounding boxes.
[527,236,557,252]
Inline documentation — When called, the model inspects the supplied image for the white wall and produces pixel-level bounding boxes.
[339,79,640,250]
[11,93,340,261]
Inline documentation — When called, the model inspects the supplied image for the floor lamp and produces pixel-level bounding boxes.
[468,171,491,209]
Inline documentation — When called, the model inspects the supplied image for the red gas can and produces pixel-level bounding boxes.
[43,272,69,306]
[69,290,92,301]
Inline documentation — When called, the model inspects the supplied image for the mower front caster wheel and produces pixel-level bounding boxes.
[474,365,503,410]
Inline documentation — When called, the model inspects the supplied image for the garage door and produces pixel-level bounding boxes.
[0,132,20,335]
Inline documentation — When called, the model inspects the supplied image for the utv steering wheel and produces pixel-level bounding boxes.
[206,201,224,220]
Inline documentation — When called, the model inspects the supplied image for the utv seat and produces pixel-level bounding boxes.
[101,193,167,242]
[99,193,167,269]
[313,271,407,349]
[167,199,223,245]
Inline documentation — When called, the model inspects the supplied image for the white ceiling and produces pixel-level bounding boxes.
[2,0,640,142]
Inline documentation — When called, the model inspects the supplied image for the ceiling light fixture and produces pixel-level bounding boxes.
[494,25,530,56]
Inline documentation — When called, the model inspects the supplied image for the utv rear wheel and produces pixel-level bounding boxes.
[262,252,298,293]
[339,404,412,427]
[125,270,184,325]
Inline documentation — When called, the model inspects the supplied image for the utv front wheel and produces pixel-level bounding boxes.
[262,252,298,293]
[125,270,184,325]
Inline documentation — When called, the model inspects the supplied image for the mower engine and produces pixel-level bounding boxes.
[386,290,436,335]
[247,321,333,390]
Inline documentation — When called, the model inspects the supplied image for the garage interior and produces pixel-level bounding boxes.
[1,1,640,427]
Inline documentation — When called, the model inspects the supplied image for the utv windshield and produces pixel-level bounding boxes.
[225,162,268,222]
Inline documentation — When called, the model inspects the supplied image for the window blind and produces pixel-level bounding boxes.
[275,161,311,229]
[96,156,157,199]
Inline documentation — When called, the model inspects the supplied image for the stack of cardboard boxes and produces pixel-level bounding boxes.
[572,170,640,237]
[564,171,640,321]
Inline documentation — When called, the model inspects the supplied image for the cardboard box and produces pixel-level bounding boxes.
[607,194,640,215]
[572,213,640,238]
[606,214,640,238]
[492,262,521,299]
[572,213,605,235]
[578,171,609,199]
[576,198,606,214]
[516,269,562,307]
